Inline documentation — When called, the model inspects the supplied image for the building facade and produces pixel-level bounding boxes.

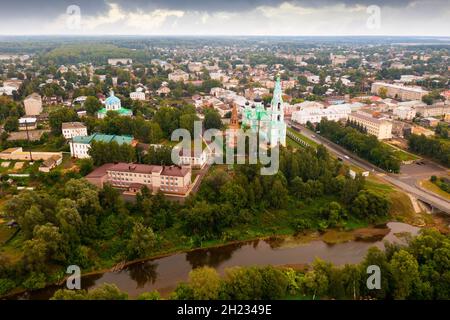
[86,163,192,196]
[241,76,287,147]
[371,82,429,101]
[97,91,132,119]
[24,93,43,116]
[168,69,189,82]
[62,122,88,139]
[291,105,351,124]
[348,111,393,140]
[70,133,134,158]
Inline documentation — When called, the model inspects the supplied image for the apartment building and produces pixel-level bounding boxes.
[86,162,192,196]
[62,122,88,139]
[291,105,351,124]
[371,82,429,101]
[348,111,393,140]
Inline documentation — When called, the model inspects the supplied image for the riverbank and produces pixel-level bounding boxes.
[4,221,423,300]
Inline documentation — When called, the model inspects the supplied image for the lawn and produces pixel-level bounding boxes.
[420,179,450,201]
[383,142,420,162]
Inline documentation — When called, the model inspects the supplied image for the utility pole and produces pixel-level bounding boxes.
[24,119,33,162]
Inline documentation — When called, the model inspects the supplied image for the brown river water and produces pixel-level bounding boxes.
[7,222,419,300]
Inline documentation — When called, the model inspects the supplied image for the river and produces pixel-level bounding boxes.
[9,222,419,300]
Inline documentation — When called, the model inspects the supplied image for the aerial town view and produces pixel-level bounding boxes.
[0,0,449,314]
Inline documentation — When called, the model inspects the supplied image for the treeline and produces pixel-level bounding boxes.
[0,147,391,296]
[317,119,401,173]
[40,44,151,65]
[172,229,450,300]
[50,229,450,300]
[181,146,390,242]
[408,134,450,167]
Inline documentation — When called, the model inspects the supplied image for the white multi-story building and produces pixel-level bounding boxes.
[70,133,134,159]
[348,111,393,140]
[291,105,351,124]
[393,106,416,120]
[371,82,429,101]
[62,122,88,139]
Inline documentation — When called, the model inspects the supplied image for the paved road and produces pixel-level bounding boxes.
[288,122,450,214]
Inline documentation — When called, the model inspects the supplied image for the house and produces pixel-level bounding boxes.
[156,85,171,96]
[62,122,88,139]
[130,90,146,101]
[19,117,37,131]
[38,155,63,173]
[70,133,135,158]
[168,69,189,82]
[24,93,43,116]
[177,147,209,168]
[85,163,192,197]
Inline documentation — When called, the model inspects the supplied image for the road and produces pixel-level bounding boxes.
[288,122,450,214]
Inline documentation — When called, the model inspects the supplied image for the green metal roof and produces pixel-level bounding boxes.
[72,133,133,145]
[98,107,133,115]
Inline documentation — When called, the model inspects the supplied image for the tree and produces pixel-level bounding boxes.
[4,116,18,132]
[137,291,161,300]
[390,250,420,299]
[204,109,222,130]
[222,266,288,300]
[378,87,387,99]
[179,113,199,136]
[84,96,102,115]
[127,221,157,259]
[49,107,79,135]
[188,267,221,300]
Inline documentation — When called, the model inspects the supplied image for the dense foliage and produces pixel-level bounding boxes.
[408,134,450,167]
[317,119,401,172]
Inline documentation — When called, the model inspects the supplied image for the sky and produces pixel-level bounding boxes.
[0,0,449,36]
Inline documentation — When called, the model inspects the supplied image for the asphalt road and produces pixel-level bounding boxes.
[288,122,450,214]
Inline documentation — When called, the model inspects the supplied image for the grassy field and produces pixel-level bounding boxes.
[383,142,420,162]
[420,179,450,201]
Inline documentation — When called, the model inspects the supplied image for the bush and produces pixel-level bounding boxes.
[0,278,15,295]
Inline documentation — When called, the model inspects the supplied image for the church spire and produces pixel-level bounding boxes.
[271,75,283,110]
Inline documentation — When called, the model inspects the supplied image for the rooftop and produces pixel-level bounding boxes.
[72,133,134,145]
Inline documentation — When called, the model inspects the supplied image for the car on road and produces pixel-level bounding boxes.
[344,155,350,160]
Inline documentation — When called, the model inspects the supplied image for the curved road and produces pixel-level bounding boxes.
[288,122,450,214]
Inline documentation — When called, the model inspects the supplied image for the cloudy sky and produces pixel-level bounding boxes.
[0,0,449,36]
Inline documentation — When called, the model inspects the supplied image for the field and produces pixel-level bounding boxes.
[420,179,450,201]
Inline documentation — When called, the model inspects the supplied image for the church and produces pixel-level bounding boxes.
[97,91,133,119]
[241,76,287,147]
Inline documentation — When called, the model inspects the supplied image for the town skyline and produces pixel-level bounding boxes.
[1,0,449,36]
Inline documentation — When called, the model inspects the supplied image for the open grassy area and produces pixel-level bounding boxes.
[384,142,420,162]
[420,179,450,201]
